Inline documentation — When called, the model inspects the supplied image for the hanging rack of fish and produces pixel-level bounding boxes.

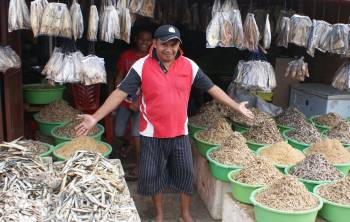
[0,140,140,222]
[0,46,21,73]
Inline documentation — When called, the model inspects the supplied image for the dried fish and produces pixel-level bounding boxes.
[286,125,321,144]
[306,139,350,164]
[197,118,234,144]
[36,99,79,123]
[87,5,99,42]
[284,57,309,82]
[70,0,84,40]
[8,0,31,32]
[30,0,49,37]
[243,13,260,52]
[54,119,100,138]
[276,17,290,48]
[289,15,312,48]
[327,121,350,144]
[313,112,343,128]
[317,175,350,205]
[139,0,155,18]
[244,118,283,144]
[263,14,271,50]
[332,62,350,91]
[0,46,21,73]
[275,107,307,128]
[307,20,332,57]
[229,107,270,127]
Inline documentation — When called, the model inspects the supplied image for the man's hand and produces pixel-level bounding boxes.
[129,102,139,112]
[75,114,98,136]
[237,101,254,119]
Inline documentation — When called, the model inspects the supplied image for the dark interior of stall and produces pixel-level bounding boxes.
[0,0,350,141]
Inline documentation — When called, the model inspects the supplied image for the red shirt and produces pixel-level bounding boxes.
[116,49,144,108]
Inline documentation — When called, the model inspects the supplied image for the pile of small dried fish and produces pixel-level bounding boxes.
[306,139,350,164]
[189,101,227,128]
[255,176,319,211]
[199,100,231,117]
[0,46,21,73]
[54,119,100,138]
[275,107,306,128]
[313,112,343,128]
[286,123,321,144]
[332,62,350,91]
[197,118,234,144]
[55,136,109,159]
[36,99,80,123]
[234,60,277,93]
[290,154,343,181]
[244,118,283,144]
[259,141,305,166]
[327,121,350,144]
[209,133,255,166]
[229,107,270,127]
[8,0,31,32]
[317,175,350,205]
[17,139,49,155]
[233,157,283,185]
[284,57,309,81]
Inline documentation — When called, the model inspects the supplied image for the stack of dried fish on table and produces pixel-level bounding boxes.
[0,46,21,73]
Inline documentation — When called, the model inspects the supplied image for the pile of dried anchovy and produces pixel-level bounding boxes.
[244,118,284,144]
[275,107,307,128]
[55,136,109,159]
[37,99,80,122]
[317,175,350,205]
[307,139,350,164]
[255,176,319,211]
[189,111,221,128]
[199,100,231,117]
[290,154,343,181]
[54,118,100,138]
[286,123,321,144]
[210,133,255,166]
[233,157,284,185]
[228,107,271,127]
[259,141,305,166]
[313,112,344,128]
[17,139,49,154]
[327,121,350,144]
[197,118,234,144]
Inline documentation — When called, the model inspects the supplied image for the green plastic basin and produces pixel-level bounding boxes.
[188,123,206,139]
[232,122,249,133]
[193,131,219,157]
[51,124,105,145]
[39,142,55,157]
[53,140,112,161]
[246,140,268,152]
[206,147,240,182]
[33,113,70,136]
[250,187,323,222]
[282,130,310,151]
[285,166,344,192]
[309,116,330,134]
[23,84,66,105]
[303,147,350,175]
[277,124,295,134]
[256,146,305,174]
[228,169,263,204]
[314,184,350,222]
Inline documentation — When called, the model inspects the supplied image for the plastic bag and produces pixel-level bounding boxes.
[234,60,276,92]
[70,0,84,40]
[253,9,266,38]
[289,15,312,48]
[117,0,129,9]
[30,0,48,37]
[87,5,99,42]
[284,57,309,81]
[99,5,120,43]
[80,55,107,85]
[118,7,132,43]
[243,13,260,52]
[211,0,221,17]
[139,0,155,18]
[8,0,31,32]
[263,14,271,50]
[307,20,332,56]
[129,0,143,14]
[276,17,290,48]
[0,46,21,73]
[206,12,221,48]
[231,10,244,49]
[221,0,239,11]
[275,9,294,36]
[332,62,350,91]
[40,3,72,38]
[326,24,349,55]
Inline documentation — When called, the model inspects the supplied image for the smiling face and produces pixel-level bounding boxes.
[153,39,181,63]
[135,31,153,54]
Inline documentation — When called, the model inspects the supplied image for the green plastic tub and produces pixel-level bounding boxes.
[314,184,350,222]
[23,84,66,105]
[256,146,305,173]
[53,140,112,161]
[228,169,263,204]
[250,187,323,222]
[51,124,105,145]
[303,147,350,175]
[39,142,55,157]
[309,116,330,134]
[33,113,70,136]
[282,130,310,151]
[188,123,206,139]
[193,131,219,157]
[206,147,240,182]
[277,124,294,134]
[246,140,268,152]
[284,166,344,192]
[232,122,249,133]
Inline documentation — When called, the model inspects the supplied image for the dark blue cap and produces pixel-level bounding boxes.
[154,25,182,43]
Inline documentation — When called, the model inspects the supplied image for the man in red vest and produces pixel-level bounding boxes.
[77,25,253,222]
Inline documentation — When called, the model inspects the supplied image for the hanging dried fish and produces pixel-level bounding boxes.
[263,14,271,50]
[40,3,72,38]
[129,0,143,14]
[87,5,99,41]
[80,54,107,85]
[30,0,48,37]
[231,10,244,49]
[139,0,155,18]
[118,7,132,43]
[243,13,260,52]
[0,46,21,73]
[276,17,290,48]
[99,5,120,43]
[70,0,84,40]
[307,20,332,57]
[289,15,312,48]
[211,0,221,18]
[8,0,31,32]
[206,12,221,48]
[284,57,309,81]
[332,61,350,91]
